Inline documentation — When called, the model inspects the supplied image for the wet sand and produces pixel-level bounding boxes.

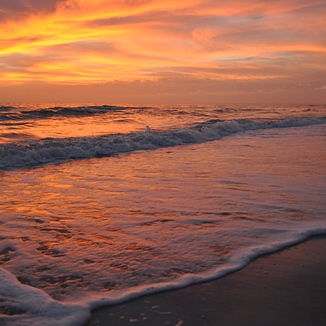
[84,236,326,326]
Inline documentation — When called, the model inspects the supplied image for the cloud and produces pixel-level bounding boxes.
[84,10,174,28]
[0,35,45,49]
[0,0,66,20]
[288,3,326,15]
[124,0,152,6]
[0,0,325,104]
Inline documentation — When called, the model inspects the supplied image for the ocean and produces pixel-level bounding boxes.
[0,104,325,326]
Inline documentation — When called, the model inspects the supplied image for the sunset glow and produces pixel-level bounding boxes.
[1,0,326,103]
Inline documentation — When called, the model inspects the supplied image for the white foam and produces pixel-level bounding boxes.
[1,117,325,170]
[83,224,326,310]
[1,224,325,326]
[0,268,89,326]
[1,114,325,326]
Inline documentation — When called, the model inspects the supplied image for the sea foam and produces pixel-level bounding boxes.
[1,225,325,326]
[1,116,325,170]
[0,268,89,326]
[1,116,325,326]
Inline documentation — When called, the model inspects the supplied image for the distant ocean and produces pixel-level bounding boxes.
[1,104,326,325]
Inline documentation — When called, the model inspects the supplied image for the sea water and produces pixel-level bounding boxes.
[0,104,325,325]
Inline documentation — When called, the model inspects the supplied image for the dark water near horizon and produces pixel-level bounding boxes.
[0,104,326,325]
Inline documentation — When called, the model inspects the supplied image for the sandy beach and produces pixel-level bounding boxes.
[84,236,326,326]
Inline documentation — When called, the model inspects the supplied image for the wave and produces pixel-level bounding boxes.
[1,225,326,326]
[1,116,325,170]
[0,105,16,112]
[0,105,125,121]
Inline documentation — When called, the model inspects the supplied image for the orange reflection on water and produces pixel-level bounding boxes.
[0,124,325,301]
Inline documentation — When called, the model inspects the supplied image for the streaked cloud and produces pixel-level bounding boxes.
[0,0,65,20]
[0,0,325,103]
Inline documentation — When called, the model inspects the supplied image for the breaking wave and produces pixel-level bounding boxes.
[1,117,325,170]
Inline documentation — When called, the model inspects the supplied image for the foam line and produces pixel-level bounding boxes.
[1,225,325,326]
[1,116,325,170]
[0,268,89,326]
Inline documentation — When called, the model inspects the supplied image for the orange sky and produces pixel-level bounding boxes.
[1,0,326,103]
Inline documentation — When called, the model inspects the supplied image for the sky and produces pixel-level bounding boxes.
[0,0,326,104]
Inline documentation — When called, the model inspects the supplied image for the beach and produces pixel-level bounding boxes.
[1,104,325,326]
[85,236,326,326]
[2,1,326,324]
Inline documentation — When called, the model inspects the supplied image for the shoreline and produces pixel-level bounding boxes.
[84,235,326,325]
